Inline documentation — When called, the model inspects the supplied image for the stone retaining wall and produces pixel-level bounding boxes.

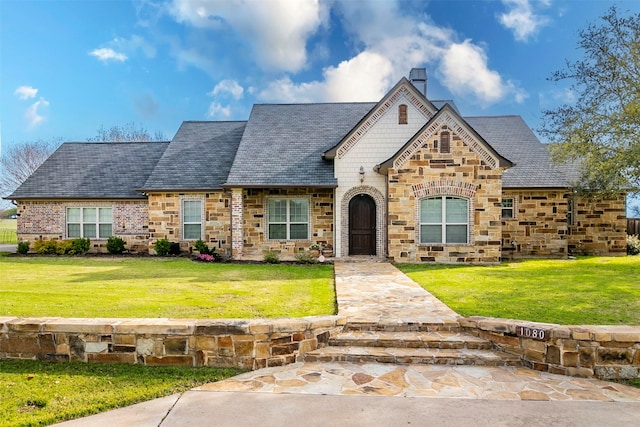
[460,316,640,380]
[0,316,343,370]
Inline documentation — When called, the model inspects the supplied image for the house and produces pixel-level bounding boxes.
[6,69,627,262]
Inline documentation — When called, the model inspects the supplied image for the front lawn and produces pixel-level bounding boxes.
[0,359,240,427]
[0,219,17,244]
[0,255,335,318]
[398,257,640,325]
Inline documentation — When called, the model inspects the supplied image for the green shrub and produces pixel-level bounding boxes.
[71,238,90,254]
[106,236,126,254]
[154,238,171,256]
[17,241,29,255]
[194,239,213,255]
[33,239,58,254]
[627,235,640,255]
[294,251,317,264]
[263,250,280,264]
[55,240,74,255]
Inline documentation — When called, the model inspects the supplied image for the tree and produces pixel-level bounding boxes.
[0,138,61,199]
[539,6,640,197]
[87,121,165,142]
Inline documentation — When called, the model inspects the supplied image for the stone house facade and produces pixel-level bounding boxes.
[6,69,627,262]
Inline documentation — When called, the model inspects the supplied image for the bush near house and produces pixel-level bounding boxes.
[627,235,640,255]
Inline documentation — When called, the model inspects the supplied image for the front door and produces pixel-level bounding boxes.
[349,194,376,255]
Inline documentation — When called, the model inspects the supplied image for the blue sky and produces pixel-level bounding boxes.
[1,0,638,151]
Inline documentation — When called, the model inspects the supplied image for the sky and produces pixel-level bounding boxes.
[1,1,639,182]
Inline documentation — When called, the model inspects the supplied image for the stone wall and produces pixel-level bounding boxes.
[240,188,334,259]
[0,316,343,370]
[461,316,640,380]
[388,130,504,263]
[15,200,150,253]
[568,194,627,256]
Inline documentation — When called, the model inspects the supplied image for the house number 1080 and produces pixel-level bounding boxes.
[517,326,546,340]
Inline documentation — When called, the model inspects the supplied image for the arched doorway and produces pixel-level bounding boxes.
[349,194,376,255]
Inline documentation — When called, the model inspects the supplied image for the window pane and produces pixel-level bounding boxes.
[268,199,287,222]
[99,224,112,238]
[68,224,81,238]
[83,224,96,238]
[289,199,308,222]
[289,224,308,240]
[421,225,442,243]
[446,198,467,223]
[269,224,286,240]
[501,199,513,208]
[83,208,96,222]
[421,198,442,223]
[501,208,513,219]
[67,208,81,223]
[446,225,467,243]
[183,201,201,223]
[184,224,201,240]
[99,208,112,223]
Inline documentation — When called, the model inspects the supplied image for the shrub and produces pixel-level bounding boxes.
[169,242,181,256]
[71,238,90,255]
[106,236,126,254]
[194,239,213,255]
[627,235,640,255]
[33,239,58,255]
[17,241,29,255]
[154,238,171,256]
[294,251,317,264]
[263,250,280,264]
[55,240,74,255]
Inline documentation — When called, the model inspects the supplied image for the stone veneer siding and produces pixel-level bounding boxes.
[568,194,627,256]
[0,316,343,370]
[148,191,232,255]
[239,188,334,259]
[387,129,503,263]
[460,316,640,380]
[15,200,149,252]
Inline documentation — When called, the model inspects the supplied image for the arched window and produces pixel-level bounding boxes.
[420,196,468,244]
[398,104,408,124]
[440,131,450,153]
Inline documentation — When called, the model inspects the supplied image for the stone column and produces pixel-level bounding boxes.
[230,188,244,259]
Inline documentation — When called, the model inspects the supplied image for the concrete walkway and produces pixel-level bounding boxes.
[54,261,640,426]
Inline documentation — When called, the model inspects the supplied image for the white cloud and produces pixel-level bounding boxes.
[498,0,550,42]
[210,80,244,100]
[90,47,128,62]
[207,102,231,119]
[14,86,38,100]
[170,0,326,72]
[25,98,50,128]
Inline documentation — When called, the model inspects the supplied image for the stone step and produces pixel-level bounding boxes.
[344,320,461,333]
[329,331,493,350]
[303,346,521,367]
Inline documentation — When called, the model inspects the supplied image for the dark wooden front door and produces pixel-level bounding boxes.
[349,194,376,255]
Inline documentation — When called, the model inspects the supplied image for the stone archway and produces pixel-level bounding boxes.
[340,186,386,258]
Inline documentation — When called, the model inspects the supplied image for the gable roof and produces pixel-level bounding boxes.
[141,121,245,191]
[465,116,570,188]
[6,142,169,200]
[224,103,374,187]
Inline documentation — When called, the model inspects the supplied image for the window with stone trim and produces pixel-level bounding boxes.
[419,196,468,244]
[267,198,309,240]
[398,104,408,124]
[440,131,450,153]
[67,207,112,238]
[182,199,202,240]
[501,198,515,219]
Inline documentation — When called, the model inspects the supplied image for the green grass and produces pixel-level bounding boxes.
[0,359,240,427]
[0,219,17,244]
[0,255,335,318]
[398,257,640,325]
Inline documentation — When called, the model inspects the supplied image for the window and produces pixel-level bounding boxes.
[67,207,112,238]
[398,104,408,124]
[183,200,202,240]
[501,198,514,219]
[420,196,468,244]
[567,199,574,226]
[268,198,309,240]
[440,131,450,153]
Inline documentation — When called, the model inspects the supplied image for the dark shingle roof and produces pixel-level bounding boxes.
[225,103,375,187]
[142,121,245,191]
[465,116,571,188]
[6,142,169,199]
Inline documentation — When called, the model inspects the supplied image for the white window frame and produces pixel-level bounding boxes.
[182,199,203,241]
[67,207,113,239]
[501,198,515,219]
[419,196,469,244]
[266,197,311,241]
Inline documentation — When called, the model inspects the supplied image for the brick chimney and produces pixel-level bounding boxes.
[409,68,427,97]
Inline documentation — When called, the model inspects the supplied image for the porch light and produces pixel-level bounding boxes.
[359,166,365,183]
